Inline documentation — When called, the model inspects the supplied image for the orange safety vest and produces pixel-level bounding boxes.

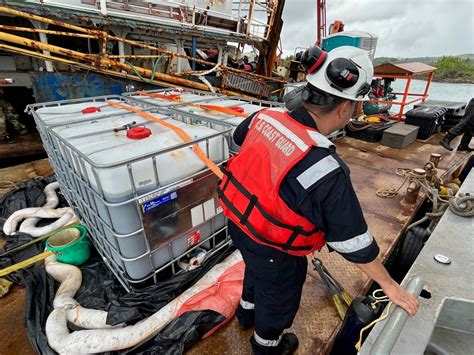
[218,108,328,256]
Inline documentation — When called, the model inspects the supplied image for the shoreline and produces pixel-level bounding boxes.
[432,78,474,85]
[413,77,474,85]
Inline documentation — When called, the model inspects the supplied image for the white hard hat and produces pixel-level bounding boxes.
[301,45,374,102]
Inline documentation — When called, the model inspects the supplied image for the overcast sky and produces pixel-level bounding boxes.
[280,0,474,58]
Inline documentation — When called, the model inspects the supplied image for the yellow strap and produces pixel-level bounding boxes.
[341,290,352,306]
[105,101,224,179]
[136,91,250,118]
[0,221,80,259]
[333,294,348,320]
[0,250,54,277]
[0,277,13,297]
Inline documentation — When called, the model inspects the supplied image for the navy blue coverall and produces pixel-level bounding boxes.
[229,106,380,354]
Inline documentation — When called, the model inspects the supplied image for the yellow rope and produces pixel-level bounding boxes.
[355,302,393,351]
[0,176,44,196]
[355,288,392,351]
[0,277,13,297]
[355,289,391,351]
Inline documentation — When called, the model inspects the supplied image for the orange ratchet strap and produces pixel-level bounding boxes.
[135,91,250,119]
[106,101,224,179]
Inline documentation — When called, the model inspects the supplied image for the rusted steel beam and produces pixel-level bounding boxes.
[246,0,256,36]
[0,43,253,98]
[265,0,278,41]
[0,32,206,89]
[0,42,174,87]
[0,31,102,63]
[108,33,283,82]
[0,5,284,86]
[4,3,265,47]
[0,25,95,39]
[172,69,212,76]
[257,0,285,76]
[0,6,91,34]
[0,5,284,98]
[108,55,170,59]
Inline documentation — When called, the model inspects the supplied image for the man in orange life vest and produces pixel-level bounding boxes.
[217,45,419,355]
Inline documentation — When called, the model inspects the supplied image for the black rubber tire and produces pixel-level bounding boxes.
[398,227,427,268]
[392,227,428,282]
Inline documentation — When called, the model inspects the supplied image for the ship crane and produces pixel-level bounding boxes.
[316,0,344,46]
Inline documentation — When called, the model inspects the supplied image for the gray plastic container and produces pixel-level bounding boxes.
[28,97,232,289]
[122,88,225,108]
[123,89,285,152]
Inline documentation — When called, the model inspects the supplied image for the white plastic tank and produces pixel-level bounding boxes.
[52,115,226,201]
[169,97,285,151]
[123,90,285,152]
[33,99,229,280]
[123,89,219,108]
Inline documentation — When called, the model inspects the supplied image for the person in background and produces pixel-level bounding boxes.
[0,81,28,142]
[217,45,419,355]
[440,98,473,152]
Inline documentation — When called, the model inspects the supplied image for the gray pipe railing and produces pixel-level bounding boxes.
[370,275,424,355]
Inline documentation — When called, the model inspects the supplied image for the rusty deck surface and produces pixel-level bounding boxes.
[0,159,52,355]
[0,134,468,355]
[0,133,45,164]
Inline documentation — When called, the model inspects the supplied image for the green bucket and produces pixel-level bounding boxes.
[46,225,90,266]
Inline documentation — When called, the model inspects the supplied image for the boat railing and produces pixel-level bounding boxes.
[79,0,277,41]
[369,275,425,355]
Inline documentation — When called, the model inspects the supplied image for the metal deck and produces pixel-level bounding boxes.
[0,134,469,355]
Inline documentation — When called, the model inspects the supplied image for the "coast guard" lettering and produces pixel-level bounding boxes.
[254,119,296,156]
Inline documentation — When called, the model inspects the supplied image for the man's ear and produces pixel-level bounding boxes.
[337,100,352,120]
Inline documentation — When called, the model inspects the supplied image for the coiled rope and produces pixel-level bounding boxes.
[376,163,443,200]
[347,114,390,132]
[376,168,433,199]
[448,193,474,217]
[377,165,473,218]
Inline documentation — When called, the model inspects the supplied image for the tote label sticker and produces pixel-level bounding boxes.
[142,191,177,212]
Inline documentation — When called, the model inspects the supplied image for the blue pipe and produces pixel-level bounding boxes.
[191,37,197,70]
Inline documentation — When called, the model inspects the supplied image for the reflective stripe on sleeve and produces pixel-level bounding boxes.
[326,230,374,254]
[296,155,340,189]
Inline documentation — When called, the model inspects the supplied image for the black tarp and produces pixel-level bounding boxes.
[0,176,233,354]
